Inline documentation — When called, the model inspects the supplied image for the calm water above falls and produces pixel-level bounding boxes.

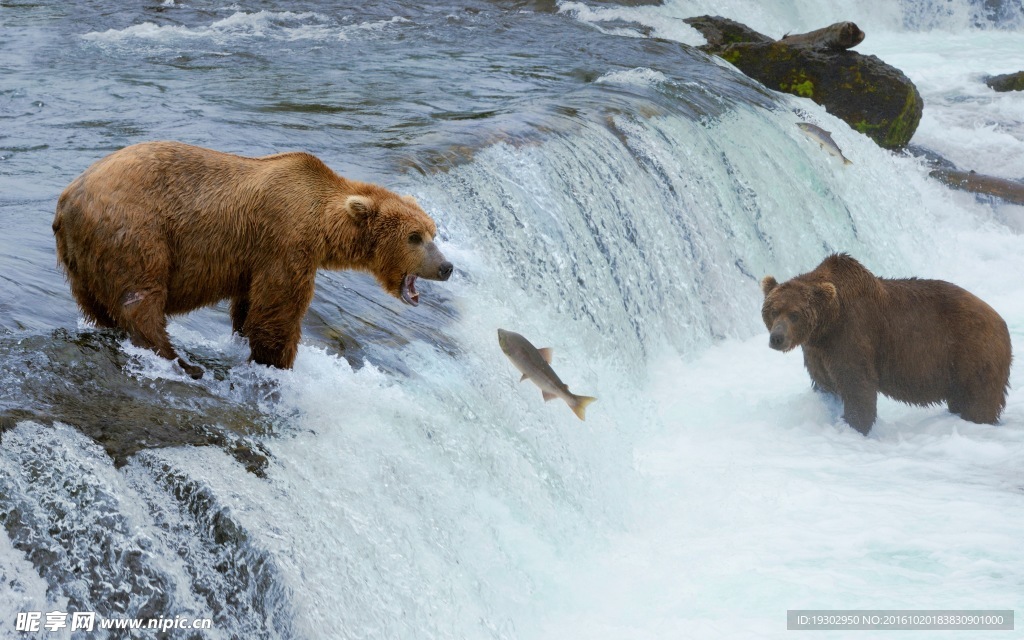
[2,1,1024,639]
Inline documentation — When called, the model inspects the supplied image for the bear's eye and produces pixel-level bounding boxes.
[788,312,800,323]
[408,232,423,245]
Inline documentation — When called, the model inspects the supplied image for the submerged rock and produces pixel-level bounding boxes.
[985,71,1024,92]
[685,16,923,149]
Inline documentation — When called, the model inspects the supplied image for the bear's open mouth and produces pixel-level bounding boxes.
[401,274,420,306]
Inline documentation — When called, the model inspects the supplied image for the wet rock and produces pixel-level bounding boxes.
[685,16,923,149]
[0,329,270,476]
[985,71,1024,92]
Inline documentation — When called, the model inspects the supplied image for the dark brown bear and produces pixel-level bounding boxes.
[761,253,1012,434]
[53,141,454,379]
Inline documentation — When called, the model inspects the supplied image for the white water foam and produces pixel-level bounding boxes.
[558,1,706,45]
[860,31,1024,181]
[81,11,409,49]
[0,527,62,638]
[596,67,670,87]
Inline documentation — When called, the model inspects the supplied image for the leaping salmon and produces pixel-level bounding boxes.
[497,328,597,421]
[797,122,852,165]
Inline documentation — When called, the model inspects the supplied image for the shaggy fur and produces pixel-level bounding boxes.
[53,141,450,378]
[761,253,1012,434]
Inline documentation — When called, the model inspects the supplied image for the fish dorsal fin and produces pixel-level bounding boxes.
[822,129,832,135]
[537,348,553,363]
[542,390,557,402]
[520,373,529,383]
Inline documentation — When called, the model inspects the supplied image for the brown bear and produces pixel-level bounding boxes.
[53,141,453,379]
[761,253,1012,434]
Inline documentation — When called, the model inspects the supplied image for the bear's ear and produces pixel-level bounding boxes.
[345,195,374,220]
[816,282,838,303]
[760,276,778,297]
[401,194,420,207]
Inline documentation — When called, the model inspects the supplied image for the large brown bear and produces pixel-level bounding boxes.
[761,253,1012,434]
[53,141,453,379]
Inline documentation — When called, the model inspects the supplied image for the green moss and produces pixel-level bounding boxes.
[849,87,921,149]
[882,87,922,148]
[782,70,815,98]
[852,120,876,134]
[720,49,741,65]
[766,44,797,63]
[789,79,814,97]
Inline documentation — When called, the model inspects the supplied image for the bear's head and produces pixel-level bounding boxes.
[343,190,453,306]
[760,275,838,352]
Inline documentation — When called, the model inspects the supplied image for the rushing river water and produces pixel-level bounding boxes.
[2,1,1023,638]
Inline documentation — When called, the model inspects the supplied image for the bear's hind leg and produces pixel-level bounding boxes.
[949,382,1005,425]
[68,280,118,328]
[63,270,118,329]
[119,289,204,379]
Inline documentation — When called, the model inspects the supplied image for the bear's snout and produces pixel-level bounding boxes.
[418,242,453,281]
[769,323,789,351]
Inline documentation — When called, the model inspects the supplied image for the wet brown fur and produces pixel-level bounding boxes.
[53,141,441,376]
[761,253,1012,434]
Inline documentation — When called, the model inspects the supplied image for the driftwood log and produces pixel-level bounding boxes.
[685,16,922,149]
[929,168,1024,205]
[779,22,865,50]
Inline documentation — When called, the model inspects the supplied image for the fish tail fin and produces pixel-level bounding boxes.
[843,157,853,165]
[570,395,597,421]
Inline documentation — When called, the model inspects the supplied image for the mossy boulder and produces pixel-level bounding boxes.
[685,16,923,150]
[985,71,1024,92]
